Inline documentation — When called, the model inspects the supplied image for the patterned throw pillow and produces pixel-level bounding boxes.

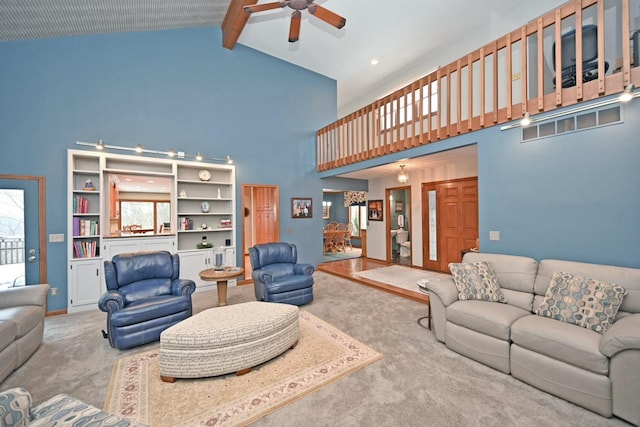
[448,261,506,303]
[536,272,627,334]
[0,387,32,427]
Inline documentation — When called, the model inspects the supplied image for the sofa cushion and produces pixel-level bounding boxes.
[511,314,609,375]
[534,259,640,315]
[0,306,42,338]
[462,252,538,293]
[0,319,17,353]
[110,295,191,326]
[536,272,626,333]
[267,275,314,294]
[447,300,529,341]
[448,261,506,303]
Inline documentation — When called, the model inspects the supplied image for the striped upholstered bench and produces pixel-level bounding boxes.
[159,301,299,382]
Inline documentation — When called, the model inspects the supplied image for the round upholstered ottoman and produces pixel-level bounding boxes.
[159,301,299,382]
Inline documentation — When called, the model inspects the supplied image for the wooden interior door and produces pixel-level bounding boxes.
[242,185,279,281]
[422,177,478,272]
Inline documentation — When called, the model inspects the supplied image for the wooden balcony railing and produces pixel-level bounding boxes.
[317,0,640,172]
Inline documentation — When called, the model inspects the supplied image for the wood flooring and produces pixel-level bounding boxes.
[317,258,429,304]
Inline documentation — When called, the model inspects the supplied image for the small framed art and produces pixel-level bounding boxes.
[367,200,383,221]
[291,197,312,218]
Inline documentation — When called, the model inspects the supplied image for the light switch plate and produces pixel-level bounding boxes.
[49,233,65,242]
[489,231,500,241]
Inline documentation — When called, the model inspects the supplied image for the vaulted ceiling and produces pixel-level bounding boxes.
[1,0,567,115]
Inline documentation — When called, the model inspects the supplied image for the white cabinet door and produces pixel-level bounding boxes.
[69,259,102,312]
[223,246,236,267]
[178,250,214,290]
[102,240,140,261]
[141,237,176,253]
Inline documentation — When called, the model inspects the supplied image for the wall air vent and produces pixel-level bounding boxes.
[521,105,622,142]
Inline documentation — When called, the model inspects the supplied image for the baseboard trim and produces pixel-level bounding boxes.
[46,309,67,317]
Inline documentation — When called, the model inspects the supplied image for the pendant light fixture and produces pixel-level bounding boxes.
[397,165,409,184]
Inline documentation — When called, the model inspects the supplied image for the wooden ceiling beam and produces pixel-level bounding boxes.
[221,0,258,50]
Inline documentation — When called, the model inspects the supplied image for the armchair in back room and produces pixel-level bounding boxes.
[249,242,314,306]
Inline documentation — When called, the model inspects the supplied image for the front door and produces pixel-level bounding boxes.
[0,175,46,287]
[422,177,478,272]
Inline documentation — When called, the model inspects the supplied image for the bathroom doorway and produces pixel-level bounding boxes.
[386,186,411,265]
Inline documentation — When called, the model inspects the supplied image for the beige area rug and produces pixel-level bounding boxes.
[354,265,451,292]
[104,311,383,426]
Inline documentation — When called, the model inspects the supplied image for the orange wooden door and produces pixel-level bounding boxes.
[422,177,478,273]
[439,178,478,271]
[254,186,279,244]
[242,185,279,281]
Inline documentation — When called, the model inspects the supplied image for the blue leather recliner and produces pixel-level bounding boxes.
[98,251,196,350]
[249,242,314,305]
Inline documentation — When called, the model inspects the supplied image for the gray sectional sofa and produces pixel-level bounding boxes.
[426,252,640,425]
[0,284,49,383]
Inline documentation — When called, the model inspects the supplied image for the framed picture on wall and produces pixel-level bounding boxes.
[291,197,312,218]
[395,201,404,211]
[367,200,383,221]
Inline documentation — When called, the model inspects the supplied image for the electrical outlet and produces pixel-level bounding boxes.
[49,233,65,243]
[51,287,58,296]
[489,231,501,241]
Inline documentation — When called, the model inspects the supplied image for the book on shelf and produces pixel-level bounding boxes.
[219,218,232,228]
[74,196,89,214]
[73,218,99,236]
[73,240,98,258]
[180,217,194,231]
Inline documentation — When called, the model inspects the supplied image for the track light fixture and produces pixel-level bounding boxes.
[619,84,635,102]
[501,87,639,131]
[75,141,233,165]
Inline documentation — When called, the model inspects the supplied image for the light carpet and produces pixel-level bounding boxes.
[354,265,451,293]
[104,310,382,427]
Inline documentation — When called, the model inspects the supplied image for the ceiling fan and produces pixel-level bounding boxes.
[244,0,346,43]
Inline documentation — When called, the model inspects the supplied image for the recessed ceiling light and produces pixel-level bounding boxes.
[370,58,379,66]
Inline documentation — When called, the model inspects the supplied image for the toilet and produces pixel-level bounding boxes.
[396,229,410,258]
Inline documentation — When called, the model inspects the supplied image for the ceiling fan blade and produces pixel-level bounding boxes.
[308,4,346,29]
[244,2,287,14]
[289,10,302,42]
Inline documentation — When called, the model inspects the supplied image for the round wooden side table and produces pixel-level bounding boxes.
[199,267,244,307]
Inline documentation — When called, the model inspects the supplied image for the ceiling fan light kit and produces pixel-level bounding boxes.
[244,0,346,43]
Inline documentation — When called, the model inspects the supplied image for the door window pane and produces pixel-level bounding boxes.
[348,205,368,236]
[0,189,25,288]
[428,190,437,261]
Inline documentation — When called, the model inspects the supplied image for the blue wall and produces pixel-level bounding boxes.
[319,99,640,270]
[2,25,639,312]
[322,192,348,225]
[0,27,337,311]
[479,102,640,267]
